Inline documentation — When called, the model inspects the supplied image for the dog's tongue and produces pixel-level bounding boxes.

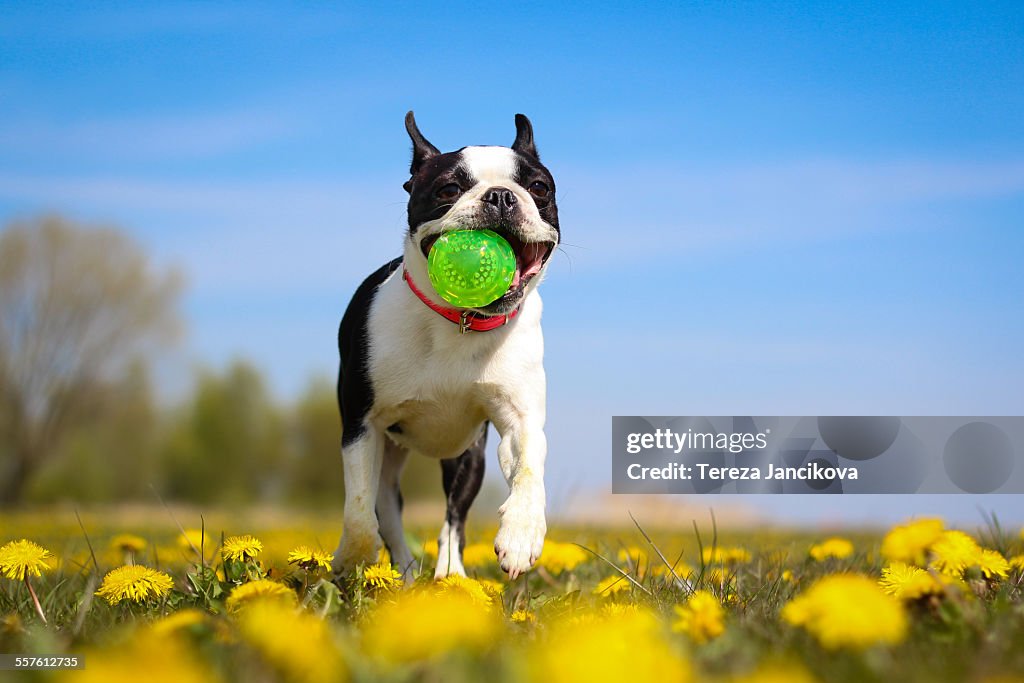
[510,242,548,291]
[507,242,548,290]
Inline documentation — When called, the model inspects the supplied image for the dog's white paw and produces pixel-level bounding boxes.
[433,521,468,579]
[331,532,379,575]
[494,498,546,579]
[434,560,467,580]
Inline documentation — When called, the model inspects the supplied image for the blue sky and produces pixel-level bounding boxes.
[2,2,1023,525]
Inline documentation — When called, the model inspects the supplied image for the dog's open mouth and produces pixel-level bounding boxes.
[420,230,555,298]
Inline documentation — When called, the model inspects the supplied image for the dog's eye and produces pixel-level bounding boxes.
[436,183,461,200]
[528,181,550,198]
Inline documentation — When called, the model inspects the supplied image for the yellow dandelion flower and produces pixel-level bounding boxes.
[109,534,147,554]
[593,574,632,596]
[538,541,589,574]
[781,574,906,649]
[96,565,174,605]
[809,537,854,562]
[226,579,296,614]
[461,543,494,568]
[363,563,403,591]
[672,590,726,644]
[600,602,642,618]
[151,609,207,636]
[563,610,600,628]
[420,539,439,558]
[651,561,693,580]
[781,569,795,582]
[287,546,332,572]
[977,549,1010,579]
[363,590,502,663]
[526,608,690,683]
[730,662,819,683]
[617,546,647,566]
[178,529,206,554]
[511,609,536,623]
[703,546,751,564]
[0,539,53,580]
[477,578,505,600]
[376,546,391,565]
[931,530,983,577]
[73,630,219,683]
[705,567,736,587]
[436,575,494,607]
[881,518,945,565]
[2,541,53,623]
[237,600,346,682]
[1008,555,1024,571]
[222,535,263,562]
[879,562,944,601]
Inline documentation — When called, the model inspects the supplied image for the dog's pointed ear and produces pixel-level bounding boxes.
[512,113,539,159]
[404,111,440,189]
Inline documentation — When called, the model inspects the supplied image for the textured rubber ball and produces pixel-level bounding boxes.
[427,229,516,308]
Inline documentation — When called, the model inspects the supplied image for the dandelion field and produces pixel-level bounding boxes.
[2,506,1024,682]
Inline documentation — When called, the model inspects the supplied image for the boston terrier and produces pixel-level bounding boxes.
[332,112,559,580]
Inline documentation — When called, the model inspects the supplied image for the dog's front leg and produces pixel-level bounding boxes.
[332,428,384,574]
[491,408,547,579]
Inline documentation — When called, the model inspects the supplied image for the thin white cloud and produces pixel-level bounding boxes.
[1,155,1021,293]
[0,108,298,161]
[0,174,387,215]
[556,158,1024,268]
[0,173,409,293]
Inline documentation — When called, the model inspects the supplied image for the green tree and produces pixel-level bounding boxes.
[161,360,286,503]
[29,362,161,502]
[284,377,344,505]
[0,216,181,505]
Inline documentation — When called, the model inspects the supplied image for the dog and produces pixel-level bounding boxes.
[332,112,559,580]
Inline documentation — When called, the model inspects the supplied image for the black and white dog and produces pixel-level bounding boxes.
[332,112,559,580]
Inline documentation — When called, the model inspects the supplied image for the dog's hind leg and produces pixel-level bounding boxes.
[332,428,385,574]
[435,424,487,579]
[376,440,415,579]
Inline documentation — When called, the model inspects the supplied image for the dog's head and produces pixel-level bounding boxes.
[402,112,560,316]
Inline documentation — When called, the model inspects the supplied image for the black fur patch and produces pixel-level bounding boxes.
[337,257,402,447]
[441,426,488,551]
[405,149,473,234]
[513,152,559,236]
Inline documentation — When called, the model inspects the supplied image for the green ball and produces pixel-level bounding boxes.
[427,229,516,308]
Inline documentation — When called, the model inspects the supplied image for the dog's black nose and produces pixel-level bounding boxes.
[482,187,517,210]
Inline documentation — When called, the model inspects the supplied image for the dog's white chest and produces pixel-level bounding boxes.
[363,269,545,460]
[371,391,487,459]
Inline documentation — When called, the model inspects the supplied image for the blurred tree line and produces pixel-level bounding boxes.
[0,215,438,507]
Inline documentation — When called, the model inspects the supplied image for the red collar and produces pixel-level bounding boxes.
[402,269,519,333]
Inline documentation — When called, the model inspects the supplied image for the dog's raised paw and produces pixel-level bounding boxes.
[493,502,546,579]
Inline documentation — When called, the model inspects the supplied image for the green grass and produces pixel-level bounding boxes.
[1,505,1023,682]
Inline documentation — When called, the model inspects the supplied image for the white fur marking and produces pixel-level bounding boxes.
[333,431,385,573]
[434,521,467,578]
